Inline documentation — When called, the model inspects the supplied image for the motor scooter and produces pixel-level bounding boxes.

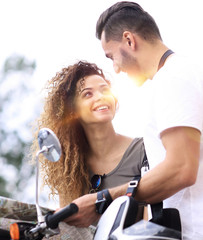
[93,195,182,240]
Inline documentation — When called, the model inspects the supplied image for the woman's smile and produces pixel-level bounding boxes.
[93,105,109,112]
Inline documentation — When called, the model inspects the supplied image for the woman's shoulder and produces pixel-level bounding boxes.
[118,135,144,155]
[127,137,144,152]
[119,134,143,145]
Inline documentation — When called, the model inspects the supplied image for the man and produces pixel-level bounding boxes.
[64,1,202,238]
[94,1,203,239]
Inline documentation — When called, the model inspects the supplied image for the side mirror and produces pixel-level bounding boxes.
[38,128,61,162]
[35,128,62,222]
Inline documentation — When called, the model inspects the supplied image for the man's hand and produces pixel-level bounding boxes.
[63,193,100,228]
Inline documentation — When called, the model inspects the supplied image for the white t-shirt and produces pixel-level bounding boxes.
[143,54,203,239]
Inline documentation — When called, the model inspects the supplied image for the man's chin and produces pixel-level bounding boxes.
[128,74,146,87]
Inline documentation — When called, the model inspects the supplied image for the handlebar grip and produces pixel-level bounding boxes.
[45,203,78,229]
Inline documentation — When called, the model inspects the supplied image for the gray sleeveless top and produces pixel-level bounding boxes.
[90,137,145,190]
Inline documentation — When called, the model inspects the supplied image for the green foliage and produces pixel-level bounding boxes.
[0,176,10,198]
[0,131,25,169]
[2,54,36,75]
[0,54,37,199]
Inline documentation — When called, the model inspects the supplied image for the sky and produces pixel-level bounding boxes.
[1,0,203,207]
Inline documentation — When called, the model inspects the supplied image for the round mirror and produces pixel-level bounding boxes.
[37,128,61,162]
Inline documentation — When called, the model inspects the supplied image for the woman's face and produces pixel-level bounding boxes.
[74,75,116,126]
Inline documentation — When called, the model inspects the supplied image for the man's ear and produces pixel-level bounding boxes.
[123,31,136,49]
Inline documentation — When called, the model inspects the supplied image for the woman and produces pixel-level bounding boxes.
[31,60,146,213]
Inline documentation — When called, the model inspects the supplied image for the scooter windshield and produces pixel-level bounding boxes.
[123,220,181,240]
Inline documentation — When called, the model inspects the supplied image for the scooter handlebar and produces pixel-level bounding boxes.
[45,203,78,229]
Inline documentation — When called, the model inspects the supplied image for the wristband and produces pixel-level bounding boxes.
[95,189,113,214]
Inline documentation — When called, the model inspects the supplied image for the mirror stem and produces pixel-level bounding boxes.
[35,146,49,223]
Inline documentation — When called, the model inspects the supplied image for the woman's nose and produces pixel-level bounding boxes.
[95,91,104,101]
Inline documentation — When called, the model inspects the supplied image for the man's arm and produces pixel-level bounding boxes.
[128,126,199,203]
[64,126,200,227]
[107,126,200,228]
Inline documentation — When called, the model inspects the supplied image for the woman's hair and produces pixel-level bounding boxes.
[31,60,111,206]
[96,1,162,43]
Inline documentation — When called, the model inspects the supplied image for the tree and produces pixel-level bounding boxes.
[0,54,37,199]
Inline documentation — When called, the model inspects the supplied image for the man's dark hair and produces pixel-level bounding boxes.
[96,1,162,43]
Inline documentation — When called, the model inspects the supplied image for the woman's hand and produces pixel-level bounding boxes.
[63,193,100,228]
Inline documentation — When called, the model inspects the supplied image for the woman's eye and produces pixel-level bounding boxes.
[83,91,92,98]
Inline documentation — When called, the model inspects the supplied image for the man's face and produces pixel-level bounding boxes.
[101,31,145,86]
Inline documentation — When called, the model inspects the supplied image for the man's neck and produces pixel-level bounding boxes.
[148,43,169,79]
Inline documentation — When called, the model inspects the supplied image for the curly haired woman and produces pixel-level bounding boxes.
[31,60,146,227]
